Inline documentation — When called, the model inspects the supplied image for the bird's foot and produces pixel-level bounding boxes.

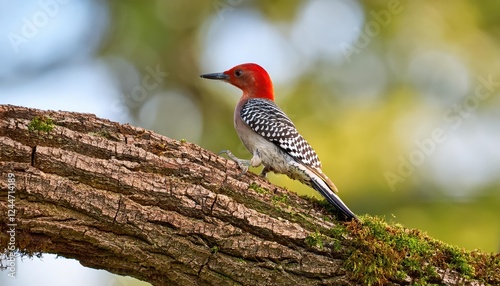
[259,165,271,179]
[218,150,250,177]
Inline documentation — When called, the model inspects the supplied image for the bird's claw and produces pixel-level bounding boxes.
[218,150,250,177]
[218,149,231,157]
[259,166,270,179]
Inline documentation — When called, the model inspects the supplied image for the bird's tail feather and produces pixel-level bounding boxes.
[310,178,358,221]
[291,162,358,221]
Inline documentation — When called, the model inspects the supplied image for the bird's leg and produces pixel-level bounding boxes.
[218,150,250,177]
[260,165,271,178]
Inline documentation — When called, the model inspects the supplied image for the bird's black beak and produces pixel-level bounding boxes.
[199,72,229,80]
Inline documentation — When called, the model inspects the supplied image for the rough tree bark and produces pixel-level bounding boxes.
[0,105,498,286]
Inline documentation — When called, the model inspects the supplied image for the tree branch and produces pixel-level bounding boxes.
[0,105,498,285]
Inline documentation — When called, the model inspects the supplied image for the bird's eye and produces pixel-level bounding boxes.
[235,69,243,77]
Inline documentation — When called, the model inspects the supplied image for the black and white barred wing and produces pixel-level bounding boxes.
[240,98,321,169]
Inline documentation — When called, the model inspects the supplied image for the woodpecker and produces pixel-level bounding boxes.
[200,63,357,221]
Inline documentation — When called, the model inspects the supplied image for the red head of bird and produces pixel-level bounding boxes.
[200,63,274,101]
